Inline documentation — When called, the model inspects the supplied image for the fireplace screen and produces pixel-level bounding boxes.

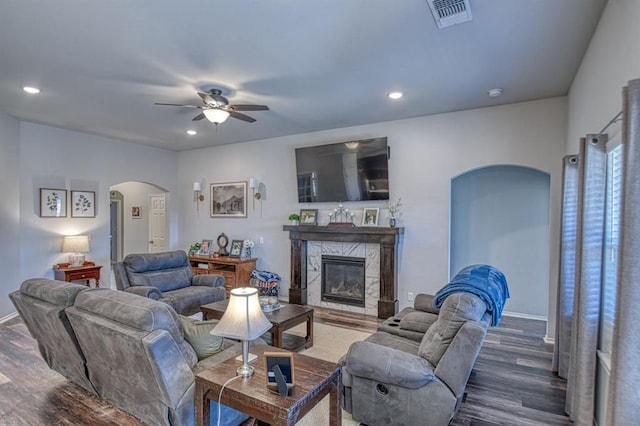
[321,255,366,307]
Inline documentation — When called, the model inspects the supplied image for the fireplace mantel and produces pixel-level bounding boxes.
[283,225,403,318]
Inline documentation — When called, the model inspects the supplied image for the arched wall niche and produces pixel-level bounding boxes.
[450,164,550,318]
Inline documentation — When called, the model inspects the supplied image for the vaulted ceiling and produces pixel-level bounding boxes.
[0,0,606,151]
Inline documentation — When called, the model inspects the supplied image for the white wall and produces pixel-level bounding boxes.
[178,97,567,331]
[17,123,178,295]
[565,2,640,425]
[0,113,21,318]
[567,0,640,153]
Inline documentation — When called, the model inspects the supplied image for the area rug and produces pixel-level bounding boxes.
[289,322,372,426]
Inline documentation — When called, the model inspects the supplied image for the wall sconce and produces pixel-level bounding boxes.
[249,178,261,210]
[193,182,204,214]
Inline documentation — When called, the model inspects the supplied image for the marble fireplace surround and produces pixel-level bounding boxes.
[283,225,403,319]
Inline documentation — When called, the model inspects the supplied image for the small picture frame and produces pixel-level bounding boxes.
[229,240,244,258]
[40,188,67,218]
[71,191,96,218]
[362,207,379,226]
[199,240,213,256]
[210,181,248,218]
[264,352,295,394]
[299,209,318,225]
[131,205,142,219]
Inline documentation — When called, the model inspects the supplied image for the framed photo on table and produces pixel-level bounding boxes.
[211,181,247,218]
[39,188,67,218]
[362,207,379,226]
[199,239,213,256]
[229,240,244,258]
[71,191,95,217]
[299,209,318,225]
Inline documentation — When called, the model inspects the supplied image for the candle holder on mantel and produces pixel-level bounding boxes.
[328,204,356,226]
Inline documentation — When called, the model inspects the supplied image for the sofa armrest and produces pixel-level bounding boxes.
[124,286,162,300]
[192,274,225,288]
[343,341,435,389]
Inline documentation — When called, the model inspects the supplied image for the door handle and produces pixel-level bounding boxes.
[149,240,154,244]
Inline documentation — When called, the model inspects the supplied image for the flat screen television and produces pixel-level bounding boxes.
[295,137,389,203]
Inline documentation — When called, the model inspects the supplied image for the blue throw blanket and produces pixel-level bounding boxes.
[250,269,281,283]
[433,264,509,326]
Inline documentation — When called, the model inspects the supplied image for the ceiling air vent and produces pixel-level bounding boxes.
[426,0,473,29]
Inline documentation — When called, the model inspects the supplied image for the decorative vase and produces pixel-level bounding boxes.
[290,219,299,226]
[389,217,397,228]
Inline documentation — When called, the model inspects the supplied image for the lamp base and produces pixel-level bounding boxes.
[236,364,255,378]
[68,254,85,267]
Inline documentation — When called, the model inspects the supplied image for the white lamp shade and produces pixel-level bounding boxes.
[249,178,258,189]
[192,182,202,192]
[62,235,90,253]
[211,287,272,340]
[203,108,230,124]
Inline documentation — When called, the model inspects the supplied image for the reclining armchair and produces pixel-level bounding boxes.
[341,264,508,426]
[113,250,225,316]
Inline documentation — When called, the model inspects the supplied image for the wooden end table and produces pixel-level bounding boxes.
[195,345,341,426]
[53,264,102,288]
[201,301,314,352]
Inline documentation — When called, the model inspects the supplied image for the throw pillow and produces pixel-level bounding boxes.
[178,315,224,361]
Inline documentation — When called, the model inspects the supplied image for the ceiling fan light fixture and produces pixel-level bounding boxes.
[203,108,230,124]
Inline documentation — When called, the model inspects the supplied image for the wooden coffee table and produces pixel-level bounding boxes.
[195,345,342,426]
[201,301,314,352]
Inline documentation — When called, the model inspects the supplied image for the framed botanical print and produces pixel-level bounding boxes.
[210,181,247,218]
[40,188,67,218]
[71,191,96,217]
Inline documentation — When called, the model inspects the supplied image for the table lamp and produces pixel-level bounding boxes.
[62,235,90,267]
[211,287,272,377]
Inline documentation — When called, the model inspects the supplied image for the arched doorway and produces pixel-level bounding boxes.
[450,165,550,318]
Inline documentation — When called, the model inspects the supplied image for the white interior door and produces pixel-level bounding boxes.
[149,194,166,253]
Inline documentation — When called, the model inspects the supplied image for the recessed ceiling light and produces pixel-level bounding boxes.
[186,130,197,135]
[488,88,503,98]
[388,92,403,100]
[23,86,41,94]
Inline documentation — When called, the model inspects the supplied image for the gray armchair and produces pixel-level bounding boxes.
[114,250,225,315]
[340,292,490,426]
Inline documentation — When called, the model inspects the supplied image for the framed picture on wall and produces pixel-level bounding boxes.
[131,205,141,219]
[71,191,95,217]
[39,188,67,218]
[210,181,247,218]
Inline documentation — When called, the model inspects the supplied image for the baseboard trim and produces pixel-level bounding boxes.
[0,312,18,324]
[503,311,547,321]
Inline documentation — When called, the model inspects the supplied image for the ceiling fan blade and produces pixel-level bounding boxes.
[229,111,256,123]
[155,102,202,109]
[192,113,206,121]
[230,104,270,111]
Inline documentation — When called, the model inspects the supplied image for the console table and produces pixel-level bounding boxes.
[188,256,256,296]
[53,264,102,288]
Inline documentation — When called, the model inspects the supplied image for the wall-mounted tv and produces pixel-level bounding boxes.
[295,137,389,203]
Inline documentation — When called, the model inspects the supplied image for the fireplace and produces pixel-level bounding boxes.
[321,255,366,307]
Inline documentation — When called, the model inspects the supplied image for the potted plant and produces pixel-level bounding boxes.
[288,213,300,225]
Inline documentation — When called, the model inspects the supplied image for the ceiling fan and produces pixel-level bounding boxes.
[155,89,269,124]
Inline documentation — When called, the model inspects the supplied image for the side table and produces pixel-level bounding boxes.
[195,345,341,426]
[54,265,102,288]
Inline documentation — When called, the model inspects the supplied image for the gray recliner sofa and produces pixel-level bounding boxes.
[340,264,508,426]
[113,250,226,316]
[10,278,254,426]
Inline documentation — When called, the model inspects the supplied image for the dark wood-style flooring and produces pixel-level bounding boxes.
[0,307,569,425]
